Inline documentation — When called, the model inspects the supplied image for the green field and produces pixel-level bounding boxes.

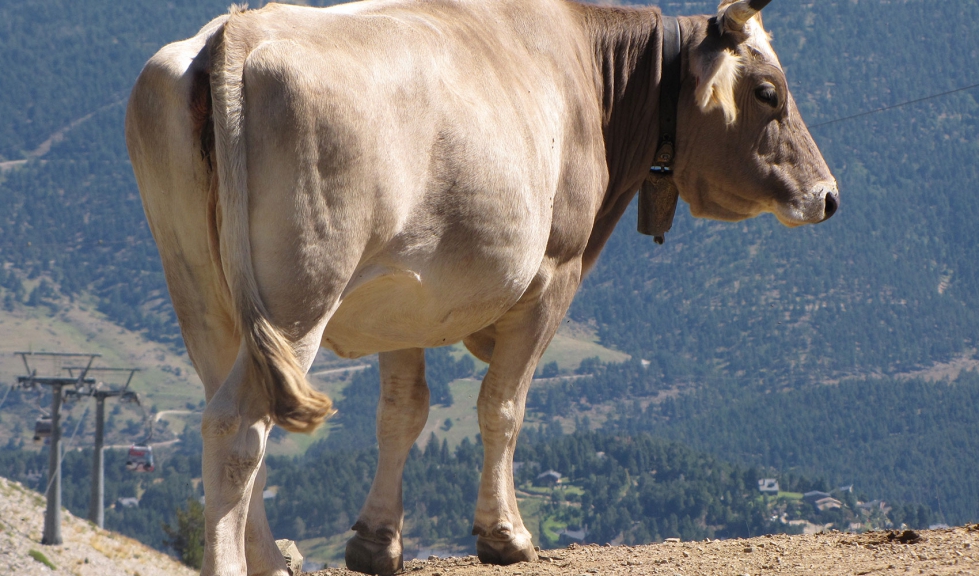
[0,295,628,456]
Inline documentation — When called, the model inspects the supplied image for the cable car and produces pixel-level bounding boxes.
[126,444,155,472]
[33,417,53,442]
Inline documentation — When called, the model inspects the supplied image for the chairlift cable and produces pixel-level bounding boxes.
[126,401,157,472]
[129,395,154,445]
[29,387,48,417]
[62,405,89,453]
[143,402,153,444]
[810,81,979,129]
[40,405,89,498]
[0,383,11,411]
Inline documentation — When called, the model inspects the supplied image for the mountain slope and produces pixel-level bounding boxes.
[0,476,195,576]
[1,0,976,384]
[1,0,978,532]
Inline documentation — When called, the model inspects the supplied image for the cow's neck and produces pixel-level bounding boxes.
[576,5,686,272]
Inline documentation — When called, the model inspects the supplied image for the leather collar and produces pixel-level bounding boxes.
[652,15,682,175]
[637,14,683,244]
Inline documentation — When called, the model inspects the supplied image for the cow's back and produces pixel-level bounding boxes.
[210,0,608,356]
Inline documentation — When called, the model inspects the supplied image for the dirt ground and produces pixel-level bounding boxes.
[311,525,979,576]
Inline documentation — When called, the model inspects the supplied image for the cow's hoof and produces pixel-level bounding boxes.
[345,525,403,576]
[475,536,538,565]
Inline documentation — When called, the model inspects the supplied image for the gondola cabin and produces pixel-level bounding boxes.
[33,417,53,442]
[126,444,155,472]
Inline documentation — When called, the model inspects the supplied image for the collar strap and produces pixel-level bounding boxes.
[637,14,683,244]
[651,15,682,174]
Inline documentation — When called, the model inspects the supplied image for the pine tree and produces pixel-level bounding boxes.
[162,498,205,569]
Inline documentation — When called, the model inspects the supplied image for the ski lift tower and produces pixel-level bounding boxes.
[15,351,100,545]
[60,366,141,528]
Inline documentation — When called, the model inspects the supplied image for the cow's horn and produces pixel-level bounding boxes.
[722,0,772,32]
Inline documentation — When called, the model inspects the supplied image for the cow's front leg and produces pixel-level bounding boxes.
[200,344,281,576]
[472,263,579,565]
[346,348,430,576]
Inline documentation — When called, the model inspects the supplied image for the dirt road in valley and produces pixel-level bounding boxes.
[311,525,979,576]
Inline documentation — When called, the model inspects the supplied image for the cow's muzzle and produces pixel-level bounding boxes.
[773,181,840,227]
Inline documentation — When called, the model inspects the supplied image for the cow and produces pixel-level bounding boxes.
[125,0,838,574]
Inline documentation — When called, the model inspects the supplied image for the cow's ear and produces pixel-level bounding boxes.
[691,47,742,126]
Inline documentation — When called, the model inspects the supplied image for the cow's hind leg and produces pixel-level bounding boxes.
[244,459,288,575]
[200,341,274,576]
[346,349,429,576]
[200,327,326,576]
[472,264,579,565]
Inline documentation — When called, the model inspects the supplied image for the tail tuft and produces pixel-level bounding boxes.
[247,316,335,433]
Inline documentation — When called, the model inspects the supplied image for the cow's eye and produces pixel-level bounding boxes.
[755,84,779,108]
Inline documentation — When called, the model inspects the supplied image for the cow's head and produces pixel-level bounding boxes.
[674,0,838,226]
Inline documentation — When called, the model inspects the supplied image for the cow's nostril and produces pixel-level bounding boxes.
[823,191,839,220]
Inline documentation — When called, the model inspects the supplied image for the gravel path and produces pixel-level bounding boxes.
[312,526,979,576]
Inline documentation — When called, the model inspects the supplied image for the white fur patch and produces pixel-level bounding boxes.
[742,16,779,65]
[694,49,742,126]
[694,2,781,126]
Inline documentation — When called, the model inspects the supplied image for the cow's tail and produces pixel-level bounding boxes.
[207,11,334,434]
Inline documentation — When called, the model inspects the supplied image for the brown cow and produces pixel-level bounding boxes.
[125,0,837,574]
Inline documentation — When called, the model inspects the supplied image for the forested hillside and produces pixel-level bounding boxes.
[0,0,345,338]
[608,369,979,527]
[1,0,978,561]
[0,429,925,564]
[2,0,977,384]
[0,0,230,340]
[528,363,979,526]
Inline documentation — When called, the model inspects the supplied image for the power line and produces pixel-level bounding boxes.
[0,238,149,249]
[811,81,979,129]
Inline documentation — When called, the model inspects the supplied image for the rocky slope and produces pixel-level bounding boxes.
[0,476,195,576]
